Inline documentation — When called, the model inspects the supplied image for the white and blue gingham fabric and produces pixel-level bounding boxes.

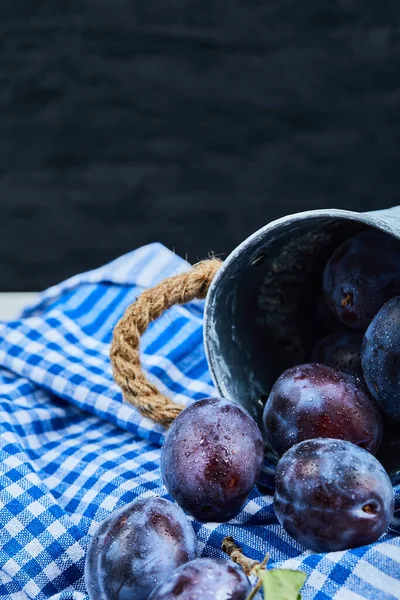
[0,243,399,600]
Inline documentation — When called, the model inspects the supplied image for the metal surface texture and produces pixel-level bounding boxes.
[204,206,400,426]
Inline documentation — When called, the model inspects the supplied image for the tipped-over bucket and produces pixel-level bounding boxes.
[204,206,400,426]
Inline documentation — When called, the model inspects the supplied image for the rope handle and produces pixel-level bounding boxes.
[110,258,222,426]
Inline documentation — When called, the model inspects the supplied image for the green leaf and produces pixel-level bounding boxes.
[258,569,307,600]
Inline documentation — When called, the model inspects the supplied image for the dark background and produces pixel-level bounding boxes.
[1,1,399,290]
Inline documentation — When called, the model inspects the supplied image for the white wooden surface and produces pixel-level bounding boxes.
[0,293,39,321]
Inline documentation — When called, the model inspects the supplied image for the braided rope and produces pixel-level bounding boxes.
[110,258,222,426]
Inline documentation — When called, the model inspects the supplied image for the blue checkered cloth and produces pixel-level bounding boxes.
[0,243,399,600]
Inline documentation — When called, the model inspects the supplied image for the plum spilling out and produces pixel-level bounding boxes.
[274,438,394,552]
[262,363,382,456]
[149,558,251,600]
[323,229,400,330]
[362,296,400,421]
[84,497,197,600]
[311,330,363,376]
[161,397,264,521]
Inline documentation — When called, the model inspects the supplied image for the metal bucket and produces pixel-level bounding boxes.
[203,206,400,427]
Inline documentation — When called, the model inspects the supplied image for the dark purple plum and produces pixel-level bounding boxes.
[311,330,363,376]
[161,397,264,521]
[262,363,382,456]
[274,438,394,552]
[323,229,400,330]
[149,558,251,600]
[362,296,400,421]
[84,497,197,600]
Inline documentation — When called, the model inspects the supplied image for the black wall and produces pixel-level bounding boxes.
[1,1,399,290]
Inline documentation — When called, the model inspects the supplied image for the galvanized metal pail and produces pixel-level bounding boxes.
[203,206,400,426]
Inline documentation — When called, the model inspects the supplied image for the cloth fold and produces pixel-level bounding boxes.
[0,244,398,599]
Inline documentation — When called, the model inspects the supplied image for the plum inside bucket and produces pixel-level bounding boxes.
[204,208,400,480]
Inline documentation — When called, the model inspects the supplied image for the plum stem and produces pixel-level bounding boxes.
[222,536,269,600]
[222,536,260,575]
[341,293,353,307]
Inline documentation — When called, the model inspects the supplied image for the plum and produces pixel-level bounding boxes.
[84,497,197,600]
[311,330,363,376]
[362,296,400,421]
[274,438,394,552]
[149,558,251,600]
[161,397,264,521]
[262,363,382,456]
[323,229,400,330]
